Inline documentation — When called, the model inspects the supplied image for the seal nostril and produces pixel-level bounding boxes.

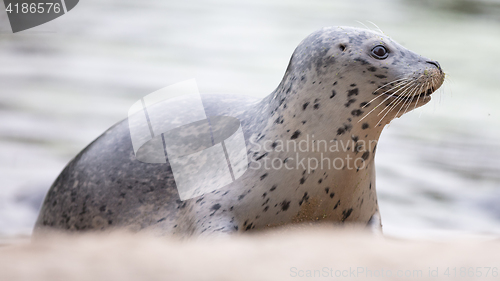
[426,60,442,72]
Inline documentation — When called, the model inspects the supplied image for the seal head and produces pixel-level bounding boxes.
[274,26,445,129]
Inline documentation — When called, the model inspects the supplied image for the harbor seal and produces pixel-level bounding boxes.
[34,26,444,237]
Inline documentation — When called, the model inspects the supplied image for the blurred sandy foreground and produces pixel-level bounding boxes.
[0,226,499,281]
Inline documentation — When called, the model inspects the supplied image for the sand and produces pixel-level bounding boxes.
[0,226,499,281]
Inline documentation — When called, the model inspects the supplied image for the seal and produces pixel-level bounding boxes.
[34,26,445,237]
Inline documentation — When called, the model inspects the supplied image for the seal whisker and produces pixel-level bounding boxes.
[372,77,410,95]
[384,79,422,120]
[401,79,427,116]
[431,75,439,94]
[412,86,423,111]
[358,81,411,123]
[358,80,414,123]
[373,78,411,97]
[373,89,411,119]
[367,21,384,35]
[375,79,418,116]
[356,21,374,32]
[375,80,421,126]
[362,79,412,110]
[379,81,418,117]
[402,83,422,115]
[429,75,443,105]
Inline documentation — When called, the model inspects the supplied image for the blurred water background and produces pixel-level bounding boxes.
[0,0,499,240]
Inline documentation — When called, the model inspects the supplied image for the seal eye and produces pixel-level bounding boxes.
[371,45,389,59]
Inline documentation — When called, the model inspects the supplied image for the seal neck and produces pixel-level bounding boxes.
[253,72,386,153]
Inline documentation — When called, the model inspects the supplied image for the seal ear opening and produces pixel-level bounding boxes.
[339,44,346,52]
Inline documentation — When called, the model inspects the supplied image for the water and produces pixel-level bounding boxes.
[0,0,499,238]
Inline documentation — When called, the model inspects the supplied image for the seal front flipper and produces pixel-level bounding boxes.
[366,210,382,235]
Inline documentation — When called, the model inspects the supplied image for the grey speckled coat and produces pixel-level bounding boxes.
[34,26,444,237]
